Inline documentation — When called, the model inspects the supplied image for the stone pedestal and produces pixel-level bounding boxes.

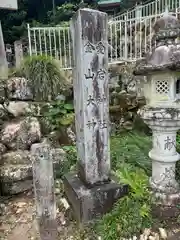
[139,106,180,205]
[150,129,179,193]
[64,173,128,223]
[63,8,128,223]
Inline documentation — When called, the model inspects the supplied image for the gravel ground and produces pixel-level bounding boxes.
[0,190,180,240]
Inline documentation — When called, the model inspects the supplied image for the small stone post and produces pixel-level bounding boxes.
[14,40,23,68]
[31,143,57,240]
[64,8,128,223]
[0,22,8,80]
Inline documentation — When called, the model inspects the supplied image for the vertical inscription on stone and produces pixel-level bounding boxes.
[164,136,176,150]
[96,41,105,54]
[84,69,94,79]
[71,9,110,185]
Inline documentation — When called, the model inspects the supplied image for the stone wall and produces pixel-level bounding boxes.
[0,77,72,195]
[0,66,147,195]
[108,62,147,132]
[65,63,146,131]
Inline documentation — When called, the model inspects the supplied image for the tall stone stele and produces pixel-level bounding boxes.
[134,13,180,205]
[63,8,128,223]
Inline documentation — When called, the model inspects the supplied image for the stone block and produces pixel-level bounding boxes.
[0,165,32,182]
[1,179,32,195]
[1,150,31,165]
[63,172,128,223]
[6,77,33,101]
[1,117,41,150]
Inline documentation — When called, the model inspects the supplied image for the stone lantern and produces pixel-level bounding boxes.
[134,13,180,204]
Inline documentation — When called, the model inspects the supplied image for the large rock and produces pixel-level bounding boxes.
[1,150,31,165]
[0,143,7,155]
[1,117,41,150]
[1,180,33,195]
[0,104,9,125]
[0,164,32,182]
[4,101,52,118]
[0,147,67,195]
[0,150,32,182]
[6,77,33,100]
[4,101,30,117]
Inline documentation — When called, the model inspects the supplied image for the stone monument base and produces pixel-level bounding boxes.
[63,172,129,223]
[152,192,180,219]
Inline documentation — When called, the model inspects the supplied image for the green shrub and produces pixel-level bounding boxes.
[111,132,152,175]
[14,55,71,101]
[96,164,153,239]
[44,99,74,130]
[95,132,180,239]
[61,145,77,175]
[95,133,153,239]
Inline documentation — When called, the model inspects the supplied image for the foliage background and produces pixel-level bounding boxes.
[0,0,149,44]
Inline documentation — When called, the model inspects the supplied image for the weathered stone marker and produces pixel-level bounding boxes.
[14,40,23,68]
[0,0,18,80]
[0,23,8,80]
[31,143,57,240]
[64,8,128,223]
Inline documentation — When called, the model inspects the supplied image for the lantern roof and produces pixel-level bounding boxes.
[134,12,180,75]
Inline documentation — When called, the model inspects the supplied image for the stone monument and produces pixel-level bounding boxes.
[31,143,57,239]
[0,23,8,80]
[0,0,18,80]
[64,8,128,223]
[134,12,180,209]
[14,40,23,68]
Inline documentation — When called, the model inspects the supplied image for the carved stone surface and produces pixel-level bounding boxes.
[134,14,180,75]
[64,8,129,224]
[64,172,128,223]
[149,128,180,194]
[71,8,110,185]
[138,102,180,198]
[135,12,180,205]
[31,143,57,239]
